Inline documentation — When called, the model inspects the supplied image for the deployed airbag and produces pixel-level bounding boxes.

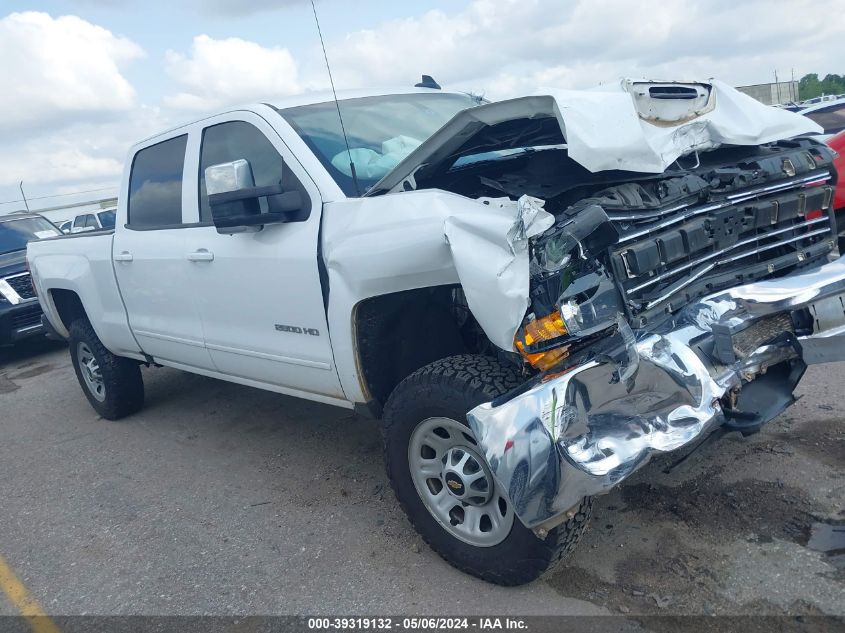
[331,135,422,179]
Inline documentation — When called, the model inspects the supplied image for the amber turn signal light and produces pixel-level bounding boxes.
[515,311,569,371]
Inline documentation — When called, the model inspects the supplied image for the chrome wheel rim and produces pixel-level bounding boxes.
[77,342,106,402]
[408,417,514,547]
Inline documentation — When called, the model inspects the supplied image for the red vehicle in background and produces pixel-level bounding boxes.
[828,131,845,252]
[829,130,845,212]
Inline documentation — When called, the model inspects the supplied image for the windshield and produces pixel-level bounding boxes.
[279,93,480,196]
[0,216,61,255]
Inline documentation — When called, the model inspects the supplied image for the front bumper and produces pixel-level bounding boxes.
[468,254,845,531]
[0,299,45,345]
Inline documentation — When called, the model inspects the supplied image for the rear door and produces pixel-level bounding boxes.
[181,112,343,398]
[112,133,215,370]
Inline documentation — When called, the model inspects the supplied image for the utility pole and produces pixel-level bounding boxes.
[774,69,780,104]
[19,182,30,213]
[791,68,796,101]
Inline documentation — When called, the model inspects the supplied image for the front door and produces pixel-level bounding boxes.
[182,114,343,398]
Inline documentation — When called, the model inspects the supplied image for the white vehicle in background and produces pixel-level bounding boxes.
[25,80,845,585]
[66,208,117,233]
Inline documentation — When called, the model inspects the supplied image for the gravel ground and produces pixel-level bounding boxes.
[0,339,842,621]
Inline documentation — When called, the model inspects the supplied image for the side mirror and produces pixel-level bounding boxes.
[205,159,304,234]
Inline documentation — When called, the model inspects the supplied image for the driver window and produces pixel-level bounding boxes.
[198,120,311,222]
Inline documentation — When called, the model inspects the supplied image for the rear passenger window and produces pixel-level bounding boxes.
[128,135,188,228]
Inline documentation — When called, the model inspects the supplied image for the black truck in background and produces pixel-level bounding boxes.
[0,214,62,346]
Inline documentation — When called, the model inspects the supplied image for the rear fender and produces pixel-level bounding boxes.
[28,240,143,359]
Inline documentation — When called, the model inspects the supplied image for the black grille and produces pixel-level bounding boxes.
[609,176,836,323]
[12,309,41,331]
[4,273,35,300]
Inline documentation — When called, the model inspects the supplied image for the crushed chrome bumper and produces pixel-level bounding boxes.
[468,254,845,531]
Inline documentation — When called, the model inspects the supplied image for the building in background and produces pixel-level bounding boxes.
[736,80,799,106]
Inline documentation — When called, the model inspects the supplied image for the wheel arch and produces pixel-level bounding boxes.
[352,285,505,412]
[50,288,88,333]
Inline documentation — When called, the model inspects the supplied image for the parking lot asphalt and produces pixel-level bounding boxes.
[0,340,842,619]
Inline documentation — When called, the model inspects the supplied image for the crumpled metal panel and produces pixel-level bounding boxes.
[468,330,724,527]
[322,189,557,402]
[468,254,845,529]
[545,79,822,174]
[444,195,554,350]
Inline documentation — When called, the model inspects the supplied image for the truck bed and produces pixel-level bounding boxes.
[26,231,142,360]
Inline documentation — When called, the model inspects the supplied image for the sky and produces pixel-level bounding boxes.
[1,0,843,213]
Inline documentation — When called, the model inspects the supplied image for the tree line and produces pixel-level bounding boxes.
[798,74,845,100]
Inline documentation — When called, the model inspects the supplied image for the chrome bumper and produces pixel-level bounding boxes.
[468,254,845,531]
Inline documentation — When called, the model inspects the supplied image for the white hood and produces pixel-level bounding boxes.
[544,78,823,173]
[366,79,822,195]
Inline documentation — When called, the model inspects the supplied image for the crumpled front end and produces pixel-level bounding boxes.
[468,255,845,531]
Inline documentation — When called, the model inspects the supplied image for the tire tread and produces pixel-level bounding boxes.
[69,318,144,420]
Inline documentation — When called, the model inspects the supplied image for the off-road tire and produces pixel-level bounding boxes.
[68,318,144,420]
[383,354,592,585]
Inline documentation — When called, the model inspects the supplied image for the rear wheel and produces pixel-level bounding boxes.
[68,318,144,420]
[383,354,592,585]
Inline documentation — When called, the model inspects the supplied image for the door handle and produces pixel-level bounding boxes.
[114,251,133,262]
[187,249,214,262]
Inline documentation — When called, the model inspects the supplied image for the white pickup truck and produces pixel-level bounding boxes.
[28,80,845,585]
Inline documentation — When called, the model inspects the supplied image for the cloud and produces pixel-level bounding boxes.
[200,0,312,16]
[163,35,302,111]
[0,11,144,134]
[128,179,182,210]
[4,0,844,206]
[0,135,124,208]
[323,0,845,99]
[0,104,172,213]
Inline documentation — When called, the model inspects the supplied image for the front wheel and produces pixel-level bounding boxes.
[383,355,592,585]
[68,318,144,420]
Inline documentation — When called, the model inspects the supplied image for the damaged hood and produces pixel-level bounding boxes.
[366,79,822,195]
